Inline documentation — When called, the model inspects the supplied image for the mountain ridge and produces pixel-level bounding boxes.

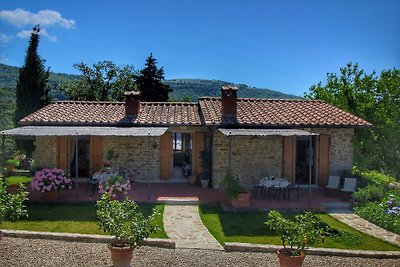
[0,63,298,101]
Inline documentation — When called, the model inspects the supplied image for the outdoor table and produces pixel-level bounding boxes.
[89,171,119,194]
[259,177,290,200]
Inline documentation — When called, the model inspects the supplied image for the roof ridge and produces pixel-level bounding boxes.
[54,100,124,104]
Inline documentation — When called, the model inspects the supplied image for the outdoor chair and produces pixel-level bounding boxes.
[269,180,290,201]
[340,178,357,193]
[287,182,300,201]
[325,176,340,190]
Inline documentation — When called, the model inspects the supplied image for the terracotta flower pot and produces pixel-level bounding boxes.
[276,248,305,267]
[44,190,59,202]
[108,240,133,267]
[230,191,250,207]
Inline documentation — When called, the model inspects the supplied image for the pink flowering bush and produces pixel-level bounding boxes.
[98,175,131,199]
[31,168,72,192]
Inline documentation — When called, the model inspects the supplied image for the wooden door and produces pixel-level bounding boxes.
[160,132,172,180]
[90,136,103,174]
[192,132,205,178]
[318,135,331,186]
[283,136,296,183]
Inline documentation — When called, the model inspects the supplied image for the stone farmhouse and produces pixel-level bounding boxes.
[2,86,371,188]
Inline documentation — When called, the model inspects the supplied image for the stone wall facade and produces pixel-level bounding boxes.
[102,136,161,182]
[212,130,283,188]
[309,128,354,177]
[35,137,58,168]
[211,128,355,188]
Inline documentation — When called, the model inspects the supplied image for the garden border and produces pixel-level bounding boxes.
[3,229,400,258]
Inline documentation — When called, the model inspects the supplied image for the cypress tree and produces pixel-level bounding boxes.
[14,25,51,155]
[136,53,172,101]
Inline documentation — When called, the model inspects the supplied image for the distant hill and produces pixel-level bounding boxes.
[0,63,298,101]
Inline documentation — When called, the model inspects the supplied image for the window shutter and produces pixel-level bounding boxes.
[160,132,172,180]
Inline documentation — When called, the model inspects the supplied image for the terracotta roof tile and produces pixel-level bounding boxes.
[198,97,371,127]
[20,101,201,126]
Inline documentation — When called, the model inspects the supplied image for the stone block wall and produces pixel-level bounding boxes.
[34,137,58,168]
[102,136,161,181]
[212,131,282,188]
[310,128,354,176]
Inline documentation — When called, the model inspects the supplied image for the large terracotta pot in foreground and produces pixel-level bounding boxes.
[108,240,134,267]
[276,248,305,267]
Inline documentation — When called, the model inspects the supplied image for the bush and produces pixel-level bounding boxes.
[355,203,400,235]
[360,170,396,187]
[352,185,386,206]
[31,168,72,192]
[0,179,28,224]
[5,176,32,186]
[96,194,159,248]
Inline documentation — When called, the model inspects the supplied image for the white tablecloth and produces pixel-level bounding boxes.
[259,177,289,188]
[92,171,119,182]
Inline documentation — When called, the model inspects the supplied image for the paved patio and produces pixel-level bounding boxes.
[26,182,351,210]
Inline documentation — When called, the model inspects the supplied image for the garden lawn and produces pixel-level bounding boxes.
[199,205,400,251]
[1,202,167,238]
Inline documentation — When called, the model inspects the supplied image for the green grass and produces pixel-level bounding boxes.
[1,202,168,238]
[199,205,400,251]
[5,176,32,186]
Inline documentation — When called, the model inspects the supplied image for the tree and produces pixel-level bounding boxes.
[60,61,137,101]
[136,53,172,101]
[305,63,400,178]
[14,25,51,155]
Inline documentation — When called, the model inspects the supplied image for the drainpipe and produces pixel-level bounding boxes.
[308,135,312,207]
[2,135,5,174]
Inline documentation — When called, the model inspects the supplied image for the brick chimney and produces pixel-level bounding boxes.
[124,91,140,116]
[221,86,238,124]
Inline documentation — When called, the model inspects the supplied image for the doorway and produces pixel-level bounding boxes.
[172,133,192,179]
[70,138,91,178]
[295,137,315,184]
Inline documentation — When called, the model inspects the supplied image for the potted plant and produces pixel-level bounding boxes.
[199,151,211,188]
[5,176,32,194]
[31,168,73,201]
[264,210,331,267]
[97,194,159,267]
[98,175,131,200]
[5,159,19,173]
[220,173,250,207]
[0,178,28,240]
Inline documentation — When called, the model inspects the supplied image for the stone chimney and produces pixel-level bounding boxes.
[124,91,141,116]
[221,86,238,124]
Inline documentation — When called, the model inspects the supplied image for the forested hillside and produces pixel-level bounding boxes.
[0,63,297,101]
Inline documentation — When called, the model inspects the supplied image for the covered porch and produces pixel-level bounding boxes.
[25,182,351,210]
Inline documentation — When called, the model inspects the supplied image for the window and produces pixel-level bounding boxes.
[173,133,182,151]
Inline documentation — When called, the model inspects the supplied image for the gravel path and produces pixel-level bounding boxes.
[1,237,399,267]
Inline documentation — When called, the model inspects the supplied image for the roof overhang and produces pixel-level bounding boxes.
[1,126,168,137]
[219,128,319,136]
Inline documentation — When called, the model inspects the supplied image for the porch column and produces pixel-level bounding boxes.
[308,135,312,207]
[228,132,232,175]
[75,134,79,197]
[147,132,151,200]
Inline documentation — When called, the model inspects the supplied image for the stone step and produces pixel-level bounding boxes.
[157,196,199,205]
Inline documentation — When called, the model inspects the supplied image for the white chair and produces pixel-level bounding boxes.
[341,178,357,193]
[325,176,340,190]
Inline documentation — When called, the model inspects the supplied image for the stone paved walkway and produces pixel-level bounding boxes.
[330,211,400,247]
[163,204,223,250]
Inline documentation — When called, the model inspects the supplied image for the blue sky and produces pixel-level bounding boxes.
[0,0,399,96]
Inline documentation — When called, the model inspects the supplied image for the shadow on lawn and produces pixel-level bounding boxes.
[23,202,157,222]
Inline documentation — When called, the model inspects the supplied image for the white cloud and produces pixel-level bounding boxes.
[0,33,13,44]
[0,8,76,29]
[17,28,57,42]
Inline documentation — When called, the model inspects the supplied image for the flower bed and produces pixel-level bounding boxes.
[353,170,400,235]
[355,193,400,235]
[31,168,72,192]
